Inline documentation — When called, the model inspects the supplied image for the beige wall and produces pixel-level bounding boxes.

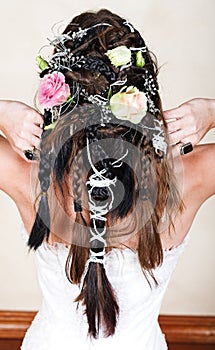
[0,0,214,314]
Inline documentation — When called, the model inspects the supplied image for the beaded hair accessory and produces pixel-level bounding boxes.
[35,20,168,265]
[37,23,167,143]
[86,137,128,264]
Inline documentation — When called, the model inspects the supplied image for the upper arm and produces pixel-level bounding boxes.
[0,135,31,200]
[199,144,215,199]
[183,144,215,205]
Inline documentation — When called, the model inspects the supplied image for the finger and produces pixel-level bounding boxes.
[24,149,40,161]
[168,143,181,158]
[14,138,34,152]
[168,129,187,145]
[32,124,43,138]
[166,119,184,133]
[164,104,187,120]
[22,132,41,149]
[33,112,44,126]
[17,135,41,151]
[168,142,193,158]
[180,133,199,147]
[12,146,38,163]
[30,135,42,149]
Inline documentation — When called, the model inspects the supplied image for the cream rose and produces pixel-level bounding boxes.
[110,86,148,124]
[105,46,131,67]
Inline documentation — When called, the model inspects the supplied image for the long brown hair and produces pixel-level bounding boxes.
[28,9,183,339]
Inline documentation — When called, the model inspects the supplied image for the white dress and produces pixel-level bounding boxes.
[20,227,190,350]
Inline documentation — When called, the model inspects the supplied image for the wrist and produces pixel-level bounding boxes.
[0,100,9,133]
[0,100,18,136]
[208,99,215,128]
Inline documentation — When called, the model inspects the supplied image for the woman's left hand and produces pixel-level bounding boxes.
[164,98,215,154]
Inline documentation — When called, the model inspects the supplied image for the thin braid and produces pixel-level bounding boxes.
[139,138,152,201]
[73,150,85,208]
[66,151,90,284]
[28,129,52,250]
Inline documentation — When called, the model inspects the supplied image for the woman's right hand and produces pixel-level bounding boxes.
[0,100,44,161]
[164,98,215,152]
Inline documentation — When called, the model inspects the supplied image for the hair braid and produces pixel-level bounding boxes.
[72,122,119,338]
[28,129,52,250]
[66,149,90,284]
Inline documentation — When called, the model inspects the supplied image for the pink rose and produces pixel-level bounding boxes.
[110,86,148,124]
[38,71,70,108]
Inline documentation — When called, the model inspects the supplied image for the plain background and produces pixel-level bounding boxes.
[0,0,214,314]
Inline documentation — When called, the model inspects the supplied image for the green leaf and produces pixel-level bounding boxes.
[44,120,58,130]
[136,51,145,68]
[67,96,76,104]
[107,86,112,100]
[36,55,49,71]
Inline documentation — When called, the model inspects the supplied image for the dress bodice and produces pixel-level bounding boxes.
[20,226,190,350]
